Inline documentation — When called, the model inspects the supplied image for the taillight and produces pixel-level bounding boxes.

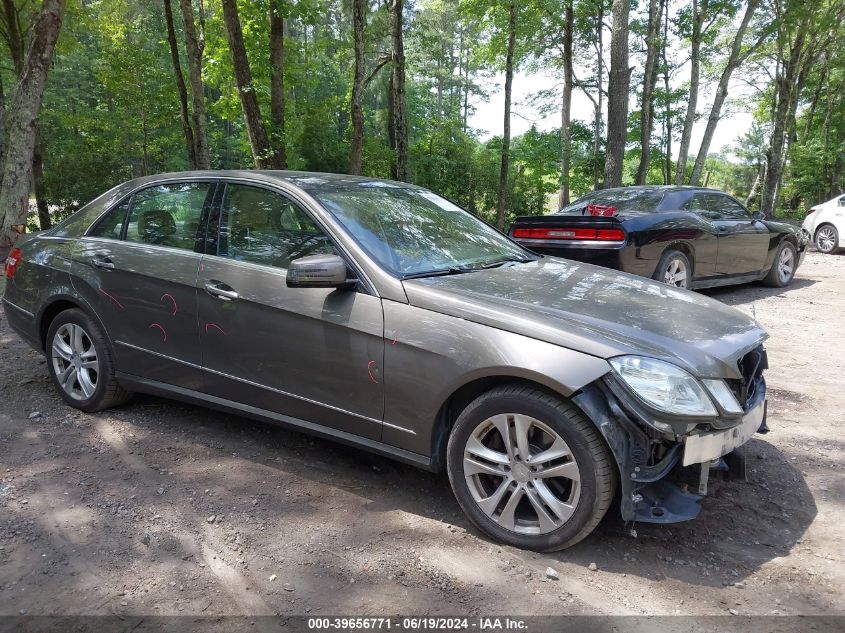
[512,227,625,242]
[4,247,22,279]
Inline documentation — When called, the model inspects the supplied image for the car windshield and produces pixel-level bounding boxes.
[558,189,666,216]
[312,184,533,277]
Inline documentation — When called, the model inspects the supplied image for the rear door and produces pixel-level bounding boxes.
[196,182,384,439]
[72,180,216,390]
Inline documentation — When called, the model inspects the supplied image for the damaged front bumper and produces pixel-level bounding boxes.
[573,375,767,524]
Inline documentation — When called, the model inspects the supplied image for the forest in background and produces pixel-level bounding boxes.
[0,0,843,252]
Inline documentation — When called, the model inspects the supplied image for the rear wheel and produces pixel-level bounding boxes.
[447,385,616,551]
[653,249,691,288]
[815,224,840,254]
[46,309,132,412]
[762,240,797,287]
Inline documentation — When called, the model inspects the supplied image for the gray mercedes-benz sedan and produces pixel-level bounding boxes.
[2,171,770,551]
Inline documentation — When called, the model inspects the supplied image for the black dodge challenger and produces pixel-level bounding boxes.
[509,186,808,290]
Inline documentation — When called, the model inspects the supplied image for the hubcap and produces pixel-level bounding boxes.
[51,323,98,401]
[817,227,836,253]
[463,414,581,535]
[778,247,794,283]
[663,258,688,288]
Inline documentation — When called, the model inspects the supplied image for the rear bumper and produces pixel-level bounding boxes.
[2,297,41,351]
[521,244,623,270]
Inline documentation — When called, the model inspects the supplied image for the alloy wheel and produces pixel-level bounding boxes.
[51,323,99,400]
[816,226,836,253]
[777,246,795,284]
[463,414,581,535]
[663,258,688,288]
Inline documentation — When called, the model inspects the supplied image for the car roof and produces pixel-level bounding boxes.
[120,170,423,194]
[588,185,728,195]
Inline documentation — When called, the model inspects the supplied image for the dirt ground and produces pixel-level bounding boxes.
[1,251,844,622]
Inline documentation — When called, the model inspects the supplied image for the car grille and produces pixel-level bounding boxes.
[727,345,768,412]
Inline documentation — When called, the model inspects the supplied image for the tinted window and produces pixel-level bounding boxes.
[125,183,212,250]
[711,195,749,219]
[218,184,337,269]
[558,189,666,216]
[88,198,131,239]
[684,194,722,218]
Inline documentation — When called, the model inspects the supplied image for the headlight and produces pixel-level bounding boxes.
[701,379,744,414]
[609,356,717,417]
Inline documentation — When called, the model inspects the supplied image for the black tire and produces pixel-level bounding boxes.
[762,240,797,287]
[446,384,616,552]
[814,224,840,254]
[45,308,132,412]
[652,249,692,289]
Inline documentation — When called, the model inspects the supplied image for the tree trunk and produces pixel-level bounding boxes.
[603,0,630,188]
[675,0,704,184]
[32,129,50,229]
[592,3,603,190]
[164,0,197,168]
[0,0,65,259]
[558,0,573,208]
[495,3,516,231]
[760,14,810,218]
[178,0,210,169]
[635,0,662,185]
[662,2,672,184]
[389,0,408,181]
[269,0,287,169]
[689,0,759,185]
[349,0,365,175]
[221,0,276,169]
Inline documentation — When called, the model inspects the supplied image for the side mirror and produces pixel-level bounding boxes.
[286,254,353,289]
[751,211,764,220]
[838,197,845,207]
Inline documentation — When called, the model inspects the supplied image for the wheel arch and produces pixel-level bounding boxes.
[428,374,611,473]
[37,294,112,354]
[652,241,695,278]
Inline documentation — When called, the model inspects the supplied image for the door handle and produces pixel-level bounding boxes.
[91,255,115,270]
[717,225,728,232]
[205,281,238,301]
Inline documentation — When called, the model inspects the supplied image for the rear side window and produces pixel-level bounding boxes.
[217,184,337,269]
[88,198,131,239]
[124,183,213,251]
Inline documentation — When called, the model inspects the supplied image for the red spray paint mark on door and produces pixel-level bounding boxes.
[98,288,124,309]
[149,323,167,342]
[205,323,227,336]
[367,360,379,384]
[160,293,178,315]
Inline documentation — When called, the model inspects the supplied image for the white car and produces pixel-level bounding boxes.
[803,193,845,254]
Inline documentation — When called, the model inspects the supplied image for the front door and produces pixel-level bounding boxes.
[72,181,215,390]
[708,194,769,274]
[196,182,384,439]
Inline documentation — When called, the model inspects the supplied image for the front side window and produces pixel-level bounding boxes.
[312,185,531,277]
[218,184,337,269]
[125,182,212,251]
[88,197,131,239]
[711,195,749,220]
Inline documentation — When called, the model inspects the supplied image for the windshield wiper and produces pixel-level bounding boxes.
[402,266,479,280]
[477,256,536,269]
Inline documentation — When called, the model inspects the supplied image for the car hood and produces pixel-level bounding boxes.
[402,257,768,379]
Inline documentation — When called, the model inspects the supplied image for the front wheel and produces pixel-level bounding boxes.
[46,308,132,412]
[762,240,797,287]
[446,385,616,551]
[815,224,840,254]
